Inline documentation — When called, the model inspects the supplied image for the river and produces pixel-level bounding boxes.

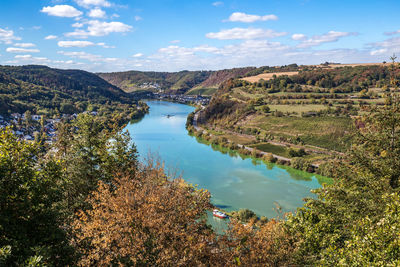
[125,100,324,220]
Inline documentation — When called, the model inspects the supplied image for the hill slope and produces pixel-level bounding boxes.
[186,67,255,95]
[98,70,213,94]
[0,65,137,115]
[98,67,256,95]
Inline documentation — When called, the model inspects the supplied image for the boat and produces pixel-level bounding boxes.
[166,114,175,118]
[213,209,228,219]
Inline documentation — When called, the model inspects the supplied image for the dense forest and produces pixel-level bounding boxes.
[0,65,146,120]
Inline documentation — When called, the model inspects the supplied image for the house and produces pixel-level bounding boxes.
[32,115,41,121]
[11,113,21,119]
[24,135,33,141]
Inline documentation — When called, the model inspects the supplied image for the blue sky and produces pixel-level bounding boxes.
[0,0,399,72]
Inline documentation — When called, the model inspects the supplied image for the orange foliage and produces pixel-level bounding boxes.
[73,159,294,266]
[72,160,220,266]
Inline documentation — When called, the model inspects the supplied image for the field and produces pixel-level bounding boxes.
[266,104,328,114]
[244,115,352,151]
[249,142,330,162]
[242,71,299,83]
[250,142,289,157]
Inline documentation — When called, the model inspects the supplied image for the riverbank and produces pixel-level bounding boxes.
[188,108,337,176]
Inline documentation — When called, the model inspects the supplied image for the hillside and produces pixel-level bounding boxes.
[98,70,213,94]
[186,67,255,95]
[98,67,256,95]
[192,64,399,171]
[0,65,140,116]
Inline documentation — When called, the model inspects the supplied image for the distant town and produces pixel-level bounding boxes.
[139,91,211,106]
[0,111,98,143]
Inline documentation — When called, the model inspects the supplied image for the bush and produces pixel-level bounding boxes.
[237,209,257,222]
[261,105,270,113]
[288,148,307,157]
[263,153,277,163]
[277,159,289,165]
[260,216,269,225]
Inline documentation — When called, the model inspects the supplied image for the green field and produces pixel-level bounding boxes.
[245,115,352,151]
[250,143,289,157]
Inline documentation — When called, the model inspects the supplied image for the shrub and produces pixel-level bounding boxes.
[288,148,307,157]
[237,209,257,222]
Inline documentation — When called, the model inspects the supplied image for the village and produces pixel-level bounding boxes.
[0,111,98,143]
[152,92,210,105]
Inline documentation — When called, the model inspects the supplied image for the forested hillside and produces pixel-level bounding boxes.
[98,70,213,93]
[98,67,256,95]
[0,65,143,118]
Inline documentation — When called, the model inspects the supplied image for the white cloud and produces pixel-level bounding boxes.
[72,22,84,28]
[368,37,400,57]
[146,40,290,71]
[6,47,40,53]
[384,29,400,36]
[193,45,220,53]
[15,54,32,59]
[74,0,111,8]
[371,37,400,49]
[206,27,286,40]
[0,28,21,44]
[14,43,36,48]
[88,7,106,18]
[65,20,132,37]
[291,33,306,41]
[97,42,115,48]
[58,40,95,47]
[212,1,223,7]
[370,48,388,56]
[11,56,49,64]
[41,5,83,17]
[134,16,142,21]
[45,35,58,40]
[297,31,357,48]
[170,40,181,44]
[58,50,117,62]
[227,12,278,23]
[132,53,143,57]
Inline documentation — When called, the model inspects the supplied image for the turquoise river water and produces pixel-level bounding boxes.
[125,101,324,221]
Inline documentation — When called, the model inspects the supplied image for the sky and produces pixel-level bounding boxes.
[0,0,399,72]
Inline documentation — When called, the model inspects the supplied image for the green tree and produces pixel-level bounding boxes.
[55,114,138,214]
[0,128,74,265]
[286,94,400,265]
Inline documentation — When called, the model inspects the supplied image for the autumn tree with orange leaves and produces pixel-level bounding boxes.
[72,159,222,266]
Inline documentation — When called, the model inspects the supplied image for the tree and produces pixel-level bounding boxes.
[0,128,74,265]
[72,159,217,266]
[286,94,400,265]
[55,114,139,214]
